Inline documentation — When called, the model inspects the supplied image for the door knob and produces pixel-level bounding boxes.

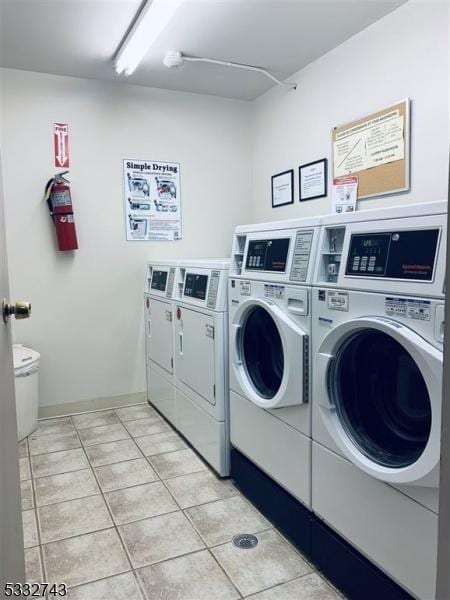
[2,299,31,324]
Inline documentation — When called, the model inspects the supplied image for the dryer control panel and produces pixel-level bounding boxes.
[345,229,440,281]
[145,264,177,299]
[246,238,290,272]
[176,262,229,312]
[184,273,208,300]
[151,270,168,292]
[231,226,318,284]
[182,270,222,308]
[314,205,446,298]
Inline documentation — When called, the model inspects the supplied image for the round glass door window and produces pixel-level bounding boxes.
[329,329,432,468]
[242,306,284,399]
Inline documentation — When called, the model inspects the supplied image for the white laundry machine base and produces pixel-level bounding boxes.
[146,361,176,426]
[312,442,437,600]
[176,388,230,476]
[230,390,311,506]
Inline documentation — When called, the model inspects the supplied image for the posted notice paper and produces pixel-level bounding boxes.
[272,171,293,207]
[333,110,404,177]
[123,159,182,241]
[332,176,358,214]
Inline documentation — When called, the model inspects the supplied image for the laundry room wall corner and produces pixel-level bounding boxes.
[0,69,251,409]
[250,0,450,223]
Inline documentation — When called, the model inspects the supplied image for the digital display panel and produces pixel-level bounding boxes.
[151,270,168,291]
[345,229,439,280]
[246,239,290,272]
[184,273,208,300]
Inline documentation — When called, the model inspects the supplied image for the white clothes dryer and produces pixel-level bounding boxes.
[144,261,179,425]
[311,201,446,600]
[174,259,230,476]
[229,217,320,508]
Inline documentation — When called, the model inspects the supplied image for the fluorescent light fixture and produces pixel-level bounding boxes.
[115,0,184,76]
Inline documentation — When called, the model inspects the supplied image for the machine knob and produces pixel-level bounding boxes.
[2,300,31,324]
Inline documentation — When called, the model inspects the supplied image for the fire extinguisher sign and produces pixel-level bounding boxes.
[53,123,70,168]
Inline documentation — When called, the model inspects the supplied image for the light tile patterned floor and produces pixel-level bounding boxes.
[20,403,342,599]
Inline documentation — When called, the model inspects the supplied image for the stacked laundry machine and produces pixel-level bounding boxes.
[145,258,230,476]
[228,217,321,553]
[174,259,230,476]
[310,201,446,600]
[144,260,179,424]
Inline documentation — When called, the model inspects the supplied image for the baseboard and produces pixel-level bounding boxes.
[231,446,414,600]
[38,392,146,418]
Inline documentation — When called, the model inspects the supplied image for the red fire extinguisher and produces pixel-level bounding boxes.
[44,171,78,251]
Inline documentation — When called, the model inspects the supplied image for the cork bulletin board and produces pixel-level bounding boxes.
[332,99,410,199]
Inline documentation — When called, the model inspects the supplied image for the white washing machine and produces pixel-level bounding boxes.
[228,217,320,508]
[311,201,447,600]
[144,260,179,425]
[174,259,230,476]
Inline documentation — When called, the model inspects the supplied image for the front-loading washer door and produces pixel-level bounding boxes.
[315,316,442,486]
[242,305,284,399]
[231,297,308,409]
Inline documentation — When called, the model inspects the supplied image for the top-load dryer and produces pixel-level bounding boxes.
[228,217,321,509]
[311,201,447,600]
[174,259,230,476]
[144,260,179,425]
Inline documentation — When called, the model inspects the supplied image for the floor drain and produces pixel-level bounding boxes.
[232,533,259,549]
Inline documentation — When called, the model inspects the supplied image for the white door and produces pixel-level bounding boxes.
[175,306,215,406]
[231,297,308,409]
[146,297,173,375]
[0,158,25,586]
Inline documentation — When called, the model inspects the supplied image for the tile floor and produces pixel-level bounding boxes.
[19,403,343,599]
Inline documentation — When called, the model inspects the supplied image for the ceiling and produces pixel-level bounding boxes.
[0,0,406,101]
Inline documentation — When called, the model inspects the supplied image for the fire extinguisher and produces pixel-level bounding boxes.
[44,171,78,251]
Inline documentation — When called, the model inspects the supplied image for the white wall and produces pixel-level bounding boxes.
[0,69,251,407]
[250,0,449,223]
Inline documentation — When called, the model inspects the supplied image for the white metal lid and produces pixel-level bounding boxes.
[234,215,322,234]
[13,344,40,374]
[177,258,230,270]
[147,259,182,268]
[321,200,448,226]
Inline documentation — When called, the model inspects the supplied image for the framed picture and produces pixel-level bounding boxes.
[299,158,327,201]
[271,169,294,208]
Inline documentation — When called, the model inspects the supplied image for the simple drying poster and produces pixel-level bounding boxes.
[123,159,182,241]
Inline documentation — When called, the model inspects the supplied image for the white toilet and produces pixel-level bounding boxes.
[13,344,40,441]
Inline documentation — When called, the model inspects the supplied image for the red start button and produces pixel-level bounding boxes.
[177,307,182,320]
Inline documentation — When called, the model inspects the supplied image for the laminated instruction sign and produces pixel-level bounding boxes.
[333,110,404,177]
[123,159,182,241]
